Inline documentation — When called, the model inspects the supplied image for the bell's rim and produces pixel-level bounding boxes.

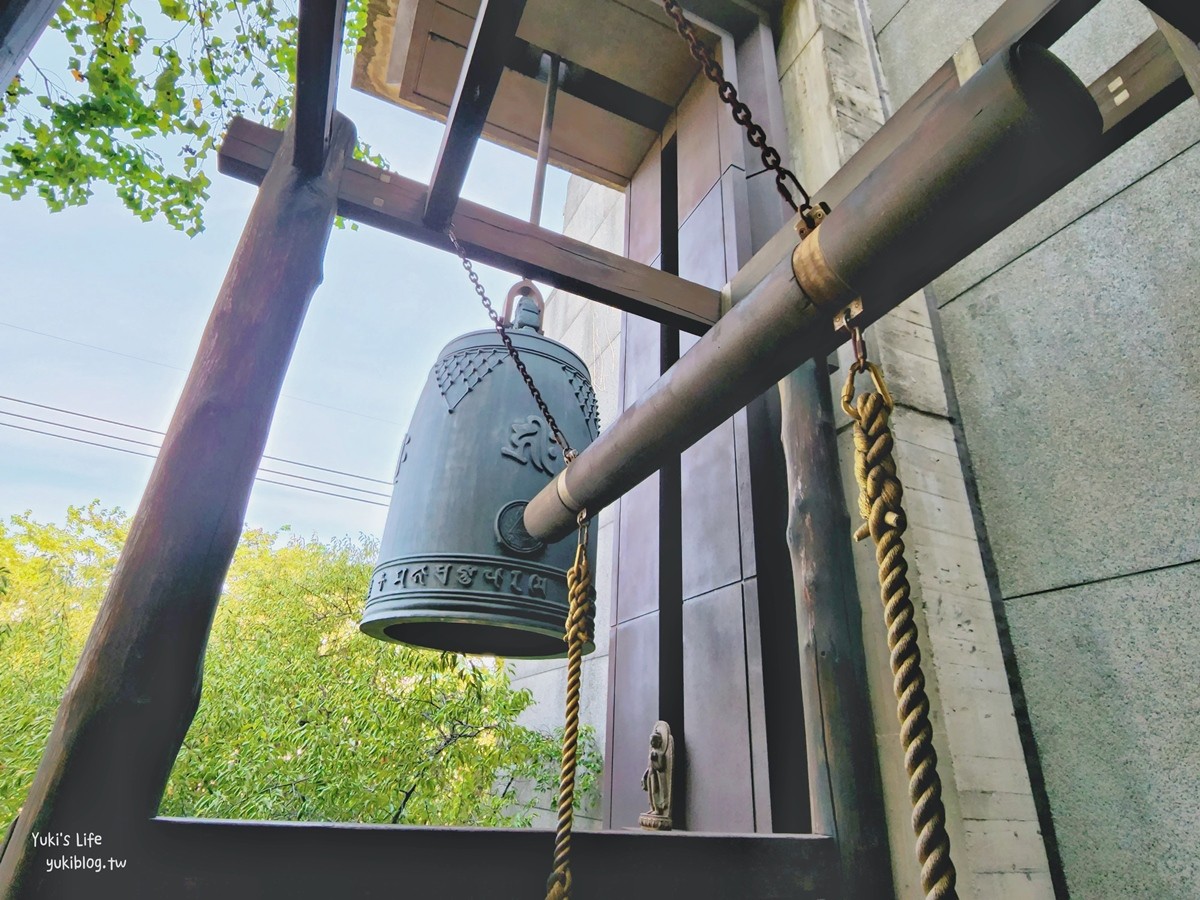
[359,609,595,660]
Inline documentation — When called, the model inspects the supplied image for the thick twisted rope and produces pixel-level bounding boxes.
[545,516,591,900]
[844,362,958,900]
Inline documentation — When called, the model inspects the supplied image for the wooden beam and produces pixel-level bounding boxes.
[0,114,356,898]
[0,0,63,86]
[423,0,528,231]
[218,117,721,333]
[1141,1,1200,43]
[507,38,673,133]
[635,0,770,38]
[293,0,346,173]
[813,0,1101,216]
[726,0,1175,312]
[127,818,837,899]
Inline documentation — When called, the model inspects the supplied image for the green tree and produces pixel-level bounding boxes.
[0,0,375,234]
[0,503,597,826]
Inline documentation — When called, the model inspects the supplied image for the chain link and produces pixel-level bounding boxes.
[661,0,817,222]
[446,229,575,460]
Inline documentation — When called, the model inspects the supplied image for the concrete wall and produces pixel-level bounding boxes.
[845,0,1200,895]
[778,0,1057,896]
[506,178,625,830]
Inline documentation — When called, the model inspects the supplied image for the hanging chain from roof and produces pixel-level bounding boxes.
[660,0,824,229]
[447,229,575,460]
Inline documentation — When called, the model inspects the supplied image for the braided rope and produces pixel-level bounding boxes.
[845,364,958,900]
[545,521,591,900]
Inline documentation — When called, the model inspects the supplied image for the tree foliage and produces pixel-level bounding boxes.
[0,503,598,826]
[0,0,374,234]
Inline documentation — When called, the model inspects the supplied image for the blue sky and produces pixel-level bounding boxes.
[0,50,569,541]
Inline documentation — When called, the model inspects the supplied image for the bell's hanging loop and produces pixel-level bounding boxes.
[502,280,545,330]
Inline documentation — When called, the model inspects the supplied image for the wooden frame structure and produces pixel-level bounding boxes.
[0,0,1196,896]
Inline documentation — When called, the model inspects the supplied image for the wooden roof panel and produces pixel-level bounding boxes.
[353,0,705,186]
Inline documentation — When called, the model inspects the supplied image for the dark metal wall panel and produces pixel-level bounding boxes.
[615,475,660,624]
[727,20,811,836]
[605,20,794,837]
[674,32,765,832]
[607,612,660,829]
[614,311,662,627]
[719,166,754,306]
[682,583,755,832]
[741,575,775,830]
[605,301,663,825]
[627,136,663,265]
[676,74,723,224]
[732,401,759,579]
[680,419,743,599]
[678,181,728,291]
[619,311,665,408]
[726,20,790,253]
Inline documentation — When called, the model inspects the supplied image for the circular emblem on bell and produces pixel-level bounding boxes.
[495,500,545,556]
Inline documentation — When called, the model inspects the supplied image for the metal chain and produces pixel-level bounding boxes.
[841,326,958,900]
[660,0,817,222]
[447,229,574,460]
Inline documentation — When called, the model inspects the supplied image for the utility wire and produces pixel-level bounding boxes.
[0,320,402,426]
[0,394,393,486]
[0,410,390,498]
[0,421,389,509]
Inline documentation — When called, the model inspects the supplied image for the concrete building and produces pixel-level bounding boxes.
[495,1,1200,896]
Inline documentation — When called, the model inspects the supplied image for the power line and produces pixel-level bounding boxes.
[0,415,391,501]
[0,410,390,498]
[0,394,393,486]
[0,394,161,433]
[0,421,389,509]
[0,320,403,426]
[0,320,177,372]
[0,410,161,449]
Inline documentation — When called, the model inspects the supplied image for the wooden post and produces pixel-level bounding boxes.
[778,363,894,897]
[0,113,356,898]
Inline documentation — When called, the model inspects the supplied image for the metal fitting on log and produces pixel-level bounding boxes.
[792,41,1101,312]
[526,42,1101,544]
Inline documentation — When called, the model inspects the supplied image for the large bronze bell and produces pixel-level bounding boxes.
[361,287,598,658]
